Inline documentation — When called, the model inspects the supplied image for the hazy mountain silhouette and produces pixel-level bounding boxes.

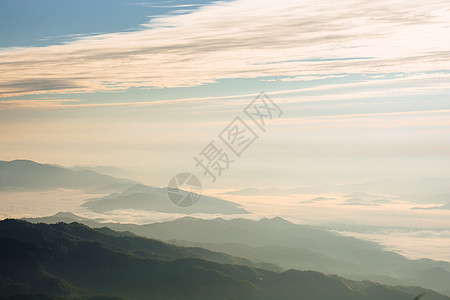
[0,160,137,193]
[1,219,449,300]
[69,166,126,178]
[82,183,249,215]
[0,160,247,215]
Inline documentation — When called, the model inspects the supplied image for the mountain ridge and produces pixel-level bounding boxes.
[0,160,137,193]
[1,219,449,300]
[23,212,450,296]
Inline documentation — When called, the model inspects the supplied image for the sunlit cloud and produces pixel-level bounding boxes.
[2,71,449,111]
[1,0,449,98]
[280,74,347,82]
[0,99,81,110]
[271,109,450,131]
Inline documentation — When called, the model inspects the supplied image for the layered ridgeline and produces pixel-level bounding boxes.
[0,160,247,215]
[82,184,248,215]
[26,213,450,297]
[1,219,448,300]
[0,160,137,193]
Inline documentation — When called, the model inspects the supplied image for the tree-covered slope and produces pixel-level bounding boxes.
[1,219,448,300]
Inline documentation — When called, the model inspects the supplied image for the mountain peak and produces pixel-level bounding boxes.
[121,183,159,195]
[53,212,84,219]
[259,216,293,226]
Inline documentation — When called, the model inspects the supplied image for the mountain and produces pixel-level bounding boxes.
[0,160,137,193]
[140,217,450,296]
[82,183,249,215]
[1,219,449,300]
[112,216,384,255]
[24,213,450,296]
[69,166,127,178]
[223,178,450,205]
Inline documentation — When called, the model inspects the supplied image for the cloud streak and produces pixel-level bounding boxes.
[1,0,450,97]
[2,71,449,111]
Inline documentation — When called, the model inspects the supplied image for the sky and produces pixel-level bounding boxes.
[1,0,450,190]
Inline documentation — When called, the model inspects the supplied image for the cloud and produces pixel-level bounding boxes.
[0,99,81,110]
[1,0,450,97]
[2,70,450,111]
[133,3,203,9]
[339,198,396,206]
[413,203,450,210]
[339,200,380,206]
[280,74,347,82]
[270,109,450,132]
[343,192,386,200]
[337,229,450,261]
[0,79,83,96]
[267,72,450,101]
[301,196,335,203]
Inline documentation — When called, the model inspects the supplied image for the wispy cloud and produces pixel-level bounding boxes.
[272,109,450,130]
[413,203,450,210]
[280,75,347,82]
[0,99,81,110]
[134,3,203,8]
[2,71,449,111]
[1,0,449,97]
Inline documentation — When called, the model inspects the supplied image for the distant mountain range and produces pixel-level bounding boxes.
[2,159,450,298]
[0,160,137,193]
[223,179,450,205]
[82,183,248,215]
[24,213,450,297]
[0,160,248,215]
[1,219,448,300]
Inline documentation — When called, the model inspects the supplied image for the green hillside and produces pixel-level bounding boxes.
[1,220,448,300]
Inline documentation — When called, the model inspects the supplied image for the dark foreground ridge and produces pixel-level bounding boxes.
[0,219,448,300]
[24,212,450,296]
